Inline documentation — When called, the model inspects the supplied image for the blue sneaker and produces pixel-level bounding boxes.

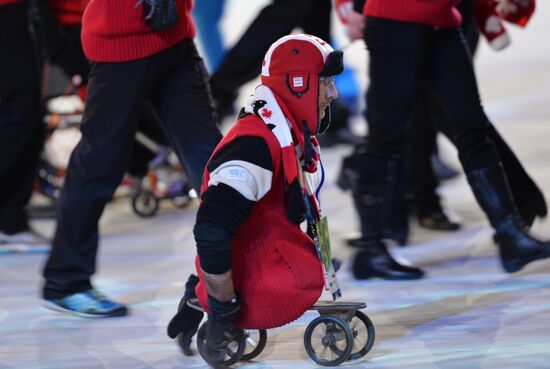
[44,289,128,318]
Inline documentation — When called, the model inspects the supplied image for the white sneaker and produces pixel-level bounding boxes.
[0,230,51,254]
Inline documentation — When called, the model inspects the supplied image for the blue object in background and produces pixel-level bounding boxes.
[331,38,360,112]
[193,0,227,73]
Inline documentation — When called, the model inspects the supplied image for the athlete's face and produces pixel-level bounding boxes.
[318,76,338,119]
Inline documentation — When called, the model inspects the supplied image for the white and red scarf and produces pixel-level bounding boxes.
[244,85,325,220]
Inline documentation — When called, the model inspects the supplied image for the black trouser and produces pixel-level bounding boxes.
[210,0,331,110]
[363,17,500,184]
[0,2,44,234]
[405,0,479,214]
[405,88,440,215]
[34,13,167,179]
[43,40,222,298]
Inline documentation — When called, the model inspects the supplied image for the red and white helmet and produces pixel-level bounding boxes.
[261,34,343,135]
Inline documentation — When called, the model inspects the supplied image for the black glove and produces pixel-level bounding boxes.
[167,275,203,356]
[205,294,241,364]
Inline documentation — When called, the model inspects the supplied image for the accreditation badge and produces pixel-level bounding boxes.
[314,216,342,300]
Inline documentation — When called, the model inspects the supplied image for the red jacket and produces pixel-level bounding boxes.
[363,0,463,28]
[81,0,195,62]
[195,114,324,330]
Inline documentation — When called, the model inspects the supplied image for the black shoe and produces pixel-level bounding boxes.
[496,216,550,273]
[418,211,461,231]
[352,245,424,280]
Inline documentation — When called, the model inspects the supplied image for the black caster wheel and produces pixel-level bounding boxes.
[240,329,267,361]
[196,322,246,367]
[348,311,375,360]
[304,315,353,366]
[131,191,159,217]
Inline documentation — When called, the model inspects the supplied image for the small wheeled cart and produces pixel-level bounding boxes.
[180,300,375,367]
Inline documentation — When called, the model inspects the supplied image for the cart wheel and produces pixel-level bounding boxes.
[348,311,375,360]
[240,329,267,361]
[196,322,246,367]
[304,315,353,366]
[131,191,159,217]
[172,195,192,209]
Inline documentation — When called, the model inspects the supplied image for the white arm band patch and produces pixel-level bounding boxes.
[208,160,273,201]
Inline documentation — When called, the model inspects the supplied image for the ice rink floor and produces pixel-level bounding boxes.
[2,1,550,369]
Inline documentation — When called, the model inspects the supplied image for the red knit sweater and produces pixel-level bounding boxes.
[195,115,324,330]
[81,0,195,62]
[363,0,463,28]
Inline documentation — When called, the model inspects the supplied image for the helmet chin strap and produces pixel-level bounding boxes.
[302,121,314,168]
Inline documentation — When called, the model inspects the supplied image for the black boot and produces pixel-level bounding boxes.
[467,163,550,273]
[339,148,409,245]
[488,124,547,227]
[353,245,424,280]
[348,155,424,280]
[387,158,409,245]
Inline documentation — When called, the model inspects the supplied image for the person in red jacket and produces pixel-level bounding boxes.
[167,34,343,365]
[41,0,223,317]
[345,0,550,279]
[0,0,49,251]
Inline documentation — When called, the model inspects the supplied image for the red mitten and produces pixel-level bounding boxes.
[334,0,353,24]
[497,0,536,27]
[475,0,511,51]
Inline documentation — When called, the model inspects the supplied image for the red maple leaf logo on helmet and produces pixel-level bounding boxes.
[261,108,273,119]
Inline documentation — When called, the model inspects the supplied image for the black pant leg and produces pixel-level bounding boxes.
[363,18,429,163]
[128,107,168,178]
[0,3,43,234]
[406,88,441,213]
[357,18,430,244]
[428,28,500,172]
[151,40,222,193]
[42,58,154,298]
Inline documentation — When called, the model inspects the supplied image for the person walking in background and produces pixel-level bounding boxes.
[209,0,333,121]
[344,0,549,280]
[0,0,49,253]
[41,0,222,317]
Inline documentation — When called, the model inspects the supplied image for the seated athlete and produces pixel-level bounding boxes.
[167,34,343,365]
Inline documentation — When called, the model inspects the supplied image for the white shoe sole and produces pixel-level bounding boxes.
[0,243,50,254]
[42,300,128,318]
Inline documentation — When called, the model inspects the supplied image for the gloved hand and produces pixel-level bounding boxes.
[497,0,536,27]
[167,274,204,356]
[204,294,242,365]
[474,0,511,51]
